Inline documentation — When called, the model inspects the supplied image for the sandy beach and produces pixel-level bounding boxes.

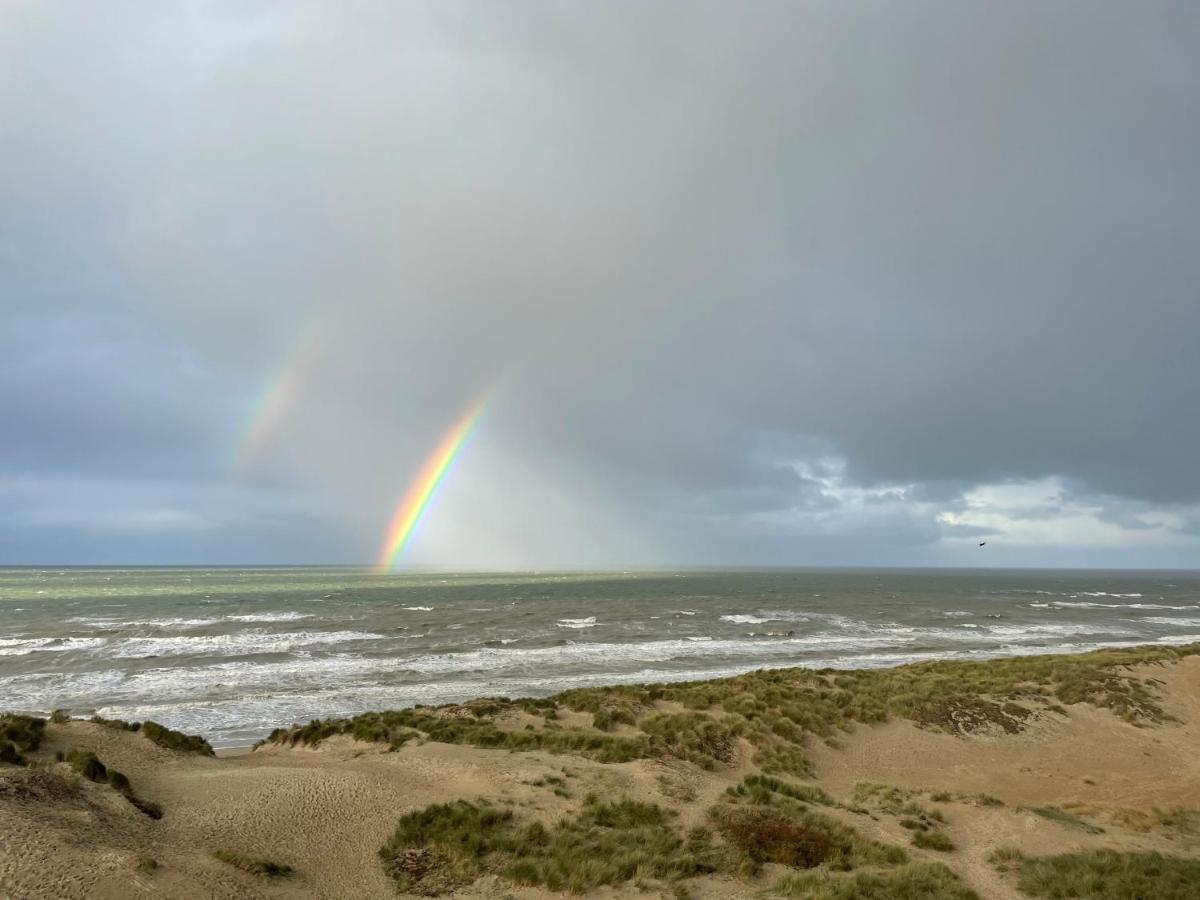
[3,644,1199,899]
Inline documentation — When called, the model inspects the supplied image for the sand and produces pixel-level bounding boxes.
[2,654,1199,899]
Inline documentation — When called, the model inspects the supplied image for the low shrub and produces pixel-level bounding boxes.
[141,721,214,756]
[913,830,955,851]
[992,849,1200,900]
[381,797,720,894]
[213,849,294,877]
[0,714,46,757]
[774,862,977,899]
[1026,805,1104,834]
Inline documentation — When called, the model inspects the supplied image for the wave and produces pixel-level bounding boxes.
[557,617,597,629]
[106,630,386,659]
[0,637,109,656]
[720,614,771,625]
[401,606,433,611]
[225,612,313,623]
[1140,617,1200,628]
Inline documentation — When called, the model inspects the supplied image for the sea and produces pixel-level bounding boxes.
[2,567,1198,748]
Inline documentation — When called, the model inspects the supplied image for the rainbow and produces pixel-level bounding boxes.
[375,394,489,571]
[235,326,322,471]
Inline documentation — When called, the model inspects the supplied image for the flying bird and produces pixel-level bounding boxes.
[979,541,987,547]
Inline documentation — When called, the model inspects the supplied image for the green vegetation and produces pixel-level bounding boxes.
[712,775,906,874]
[774,862,977,899]
[991,849,1200,899]
[380,797,721,895]
[853,783,946,826]
[90,715,141,731]
[49,709,70,724]
[1025,805,1104,834]
[84,716,213,755]
[141,721,214,756]
[213,849,294,877]
[912,830,955,852]
[262,644,1199,785]
[727,773,837,807]
[65,748,108,782]
[1106,806,1200,837]
[0,714,46,765]
[591,707,636,731]
[62,748,162,819]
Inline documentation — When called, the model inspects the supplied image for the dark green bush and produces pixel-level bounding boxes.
[213,849,293,877]
[141,721,214,756]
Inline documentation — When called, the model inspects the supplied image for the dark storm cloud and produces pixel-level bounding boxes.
[2,1,1199,565]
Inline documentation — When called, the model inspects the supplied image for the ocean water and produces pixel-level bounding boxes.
[2,567,1198,747]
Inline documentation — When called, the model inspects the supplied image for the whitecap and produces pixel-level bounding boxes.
[1140,617,1200,628]
[106,630,385,659]
[720,614,772,625]
[557,617,597,629]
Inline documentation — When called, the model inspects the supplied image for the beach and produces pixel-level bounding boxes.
[4,568,1200,747]
[2,642,1199,899]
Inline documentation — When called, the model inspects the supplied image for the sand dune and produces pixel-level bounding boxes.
[2,647,1199,899]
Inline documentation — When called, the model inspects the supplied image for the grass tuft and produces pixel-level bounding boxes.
[141,721,214,756]
[773,861,977,899]
[991,849,1200,899]
[381,796,721,895]
[1026,805,1104,834]
[213,849,294,877]
[913,830,955,852]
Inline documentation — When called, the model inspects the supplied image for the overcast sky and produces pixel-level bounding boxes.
[3,1,1199,568]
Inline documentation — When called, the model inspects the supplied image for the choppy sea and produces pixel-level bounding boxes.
[2,567,1198,747]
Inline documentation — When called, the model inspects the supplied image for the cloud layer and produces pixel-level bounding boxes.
[3,2,1199,567]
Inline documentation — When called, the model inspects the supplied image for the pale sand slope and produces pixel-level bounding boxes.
[0,655,1197,900]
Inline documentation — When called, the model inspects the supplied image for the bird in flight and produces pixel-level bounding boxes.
[979,541,987,547]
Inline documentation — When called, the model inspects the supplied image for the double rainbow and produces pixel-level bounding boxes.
[375,395,489,571]
[235,325,322,471]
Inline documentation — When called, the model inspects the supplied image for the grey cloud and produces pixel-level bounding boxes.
[2,2,1199,565]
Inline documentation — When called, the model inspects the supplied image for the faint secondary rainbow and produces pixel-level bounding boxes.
[235,326,322,471]
[375,394,489,571]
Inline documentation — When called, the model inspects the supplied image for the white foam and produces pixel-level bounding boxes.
[107,630,385,659]
[720,614,771,625]
[225,612,313,623]
[1141,617,1200,628]
[557,617,597,629]
[401,606,433,611]
[0,636,108,656]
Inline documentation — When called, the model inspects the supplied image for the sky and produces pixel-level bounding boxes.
[2,1,1199,569]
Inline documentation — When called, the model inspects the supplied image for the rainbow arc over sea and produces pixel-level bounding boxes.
[375,394,489,571]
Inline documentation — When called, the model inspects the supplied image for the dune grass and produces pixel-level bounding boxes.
[380,796,721,894]
[140,721,215,756]
[711,774,907,874]
[773,862,978,899]
[213,849,294,877]
[853,783,946,825]
[86,716,214,756]
[991,849,1200,899]
[263,644,1199,784]
[1025,805,1104,834]
[0,714,46,765]
[61,748,163,818]
[912,830,956,852]
[1105,805,1200,837]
